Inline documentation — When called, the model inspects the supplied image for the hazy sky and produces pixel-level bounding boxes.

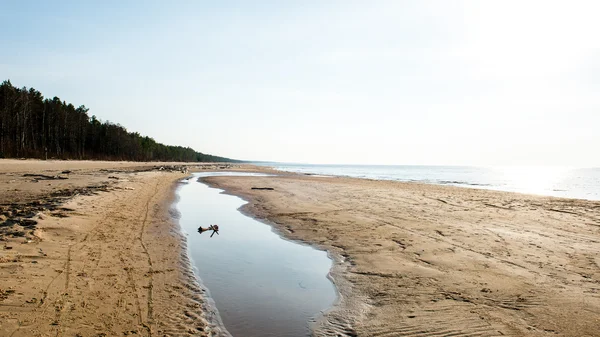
[1,1,598,166]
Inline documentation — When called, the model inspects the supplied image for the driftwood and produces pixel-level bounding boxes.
[23,174,68,180]
[198,224,219,237]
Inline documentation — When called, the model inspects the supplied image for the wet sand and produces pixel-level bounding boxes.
[0,160,233,337]
[203,173,600,337]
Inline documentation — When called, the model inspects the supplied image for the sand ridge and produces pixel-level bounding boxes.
[203,173,600,337]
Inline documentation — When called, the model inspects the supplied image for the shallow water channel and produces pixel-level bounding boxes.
[176,172,337,337]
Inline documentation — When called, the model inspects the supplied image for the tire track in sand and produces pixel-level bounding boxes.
[138,180,160,336]
[18,210,112,336]
[52,244,72,337]
[119,251,144,327]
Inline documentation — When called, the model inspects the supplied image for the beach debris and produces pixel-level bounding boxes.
[0,288,16,301]
[23,173,68,180]
[21,219,37,228]
[98,165,192,174]
[198,164,237,170]
[198,224,219,237]
[251,187,274,190]
[0,184,109,238]
[61,170,72,174]
[108,176,119,179]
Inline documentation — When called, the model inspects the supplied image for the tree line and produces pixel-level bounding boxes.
[0,80,237,162]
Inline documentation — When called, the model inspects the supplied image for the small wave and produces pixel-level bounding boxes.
[438,180,467,185]
[437,180,492,187]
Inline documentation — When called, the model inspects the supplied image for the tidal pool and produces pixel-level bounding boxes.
[176,172,336,337]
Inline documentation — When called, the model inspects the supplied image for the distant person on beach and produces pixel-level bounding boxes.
[198,224,219,237]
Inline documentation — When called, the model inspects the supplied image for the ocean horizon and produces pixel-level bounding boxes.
[252,163,600,201]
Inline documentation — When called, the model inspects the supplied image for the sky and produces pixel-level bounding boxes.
[1,1,599,166]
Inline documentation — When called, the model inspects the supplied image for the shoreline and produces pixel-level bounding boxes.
[202,170,600,336]
[266,165,600,202]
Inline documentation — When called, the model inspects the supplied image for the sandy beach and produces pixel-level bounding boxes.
[0,160,235,337]
[203,172,600,337]
[2,160,600,337]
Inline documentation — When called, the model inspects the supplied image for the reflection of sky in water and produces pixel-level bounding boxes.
[262,163,600,200]
[177,173,336,337]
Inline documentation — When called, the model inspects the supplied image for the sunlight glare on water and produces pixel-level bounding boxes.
[495,166,571,196]
[262,163,600,200]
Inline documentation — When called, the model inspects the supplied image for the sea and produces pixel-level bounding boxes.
[253,163,600,201]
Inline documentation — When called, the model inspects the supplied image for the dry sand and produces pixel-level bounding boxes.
[203,173,600,337]
[0,159,235,337]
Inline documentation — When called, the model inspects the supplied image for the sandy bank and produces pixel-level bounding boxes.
[0,160,233,337]
[203,173,600,337]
